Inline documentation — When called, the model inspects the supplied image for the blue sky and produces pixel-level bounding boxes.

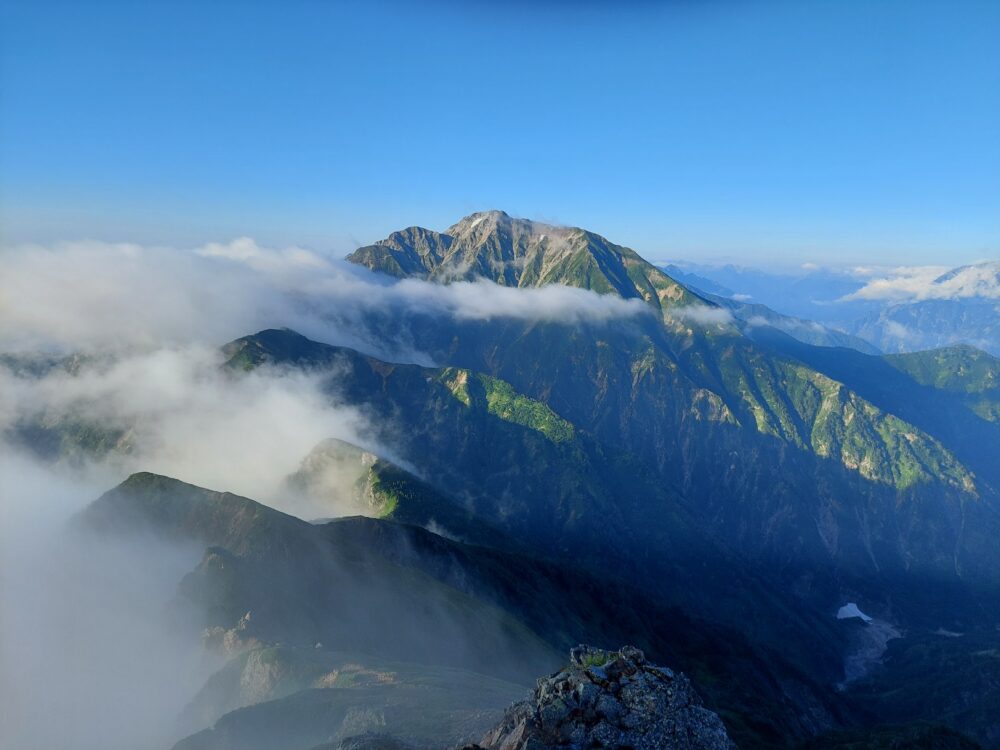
[1,0,998,265]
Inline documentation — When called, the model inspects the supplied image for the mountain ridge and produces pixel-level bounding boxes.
[348,210,709,324]
[77,471,853,748]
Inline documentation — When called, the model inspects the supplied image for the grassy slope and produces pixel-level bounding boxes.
[886,346,1000,424]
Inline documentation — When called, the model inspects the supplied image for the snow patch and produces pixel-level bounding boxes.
[835,603,901,687]
[837,602,873,622]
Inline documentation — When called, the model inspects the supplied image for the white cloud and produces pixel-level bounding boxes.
[849,265,882,278]
[0,234,654,517]
[0,240,309,352]
[674,304,734,326]
[0,449,219,750]
[0,346,377,508]
[198,236,328,272]
[393,277,651,323]
[0,238,652,356]
[0,234,657,524]
[882,320,917,343]
[842,261,1000,302]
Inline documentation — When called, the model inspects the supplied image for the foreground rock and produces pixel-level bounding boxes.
[467,645,736,750]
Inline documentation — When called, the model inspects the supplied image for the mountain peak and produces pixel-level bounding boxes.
[77,471,311,559]
[347,211,705,317]
[449,209,512,229]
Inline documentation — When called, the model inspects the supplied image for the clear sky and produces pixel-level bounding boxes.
[1,0,998,266]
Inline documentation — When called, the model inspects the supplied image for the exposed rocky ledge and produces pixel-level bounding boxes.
[463,645,737,750]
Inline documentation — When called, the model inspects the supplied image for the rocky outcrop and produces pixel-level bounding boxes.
[467,645,736,750]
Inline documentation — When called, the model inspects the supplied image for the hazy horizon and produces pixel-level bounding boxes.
[4,209,994,274]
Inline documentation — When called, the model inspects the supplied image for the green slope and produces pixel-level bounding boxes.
[347,212,976,498]
[745,330,1000,493]
[886,346,1000,424]
[286,437,522,549]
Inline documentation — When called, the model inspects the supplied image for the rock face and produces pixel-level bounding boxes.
[470,645,737,750]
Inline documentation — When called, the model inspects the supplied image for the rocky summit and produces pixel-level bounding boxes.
[465,646,736,750]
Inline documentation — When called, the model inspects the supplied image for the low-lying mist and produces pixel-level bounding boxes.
[0,237,650,362]
[0,340,398,748]
[0,234,637,748]
[0,344,378,510]
[0,451,219,750]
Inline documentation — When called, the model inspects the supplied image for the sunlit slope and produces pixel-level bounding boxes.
[747,331,1000,492]
[886,345,1000,424]
[348,211,977,497]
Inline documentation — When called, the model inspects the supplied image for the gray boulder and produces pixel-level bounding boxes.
[468,645,737,750]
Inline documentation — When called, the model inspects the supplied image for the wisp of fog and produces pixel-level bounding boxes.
[0,235,650,749]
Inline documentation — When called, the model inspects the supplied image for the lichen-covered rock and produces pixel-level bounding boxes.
[469,645,737,750]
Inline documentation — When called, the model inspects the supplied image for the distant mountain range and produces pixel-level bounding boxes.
[663,259,1000,356]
